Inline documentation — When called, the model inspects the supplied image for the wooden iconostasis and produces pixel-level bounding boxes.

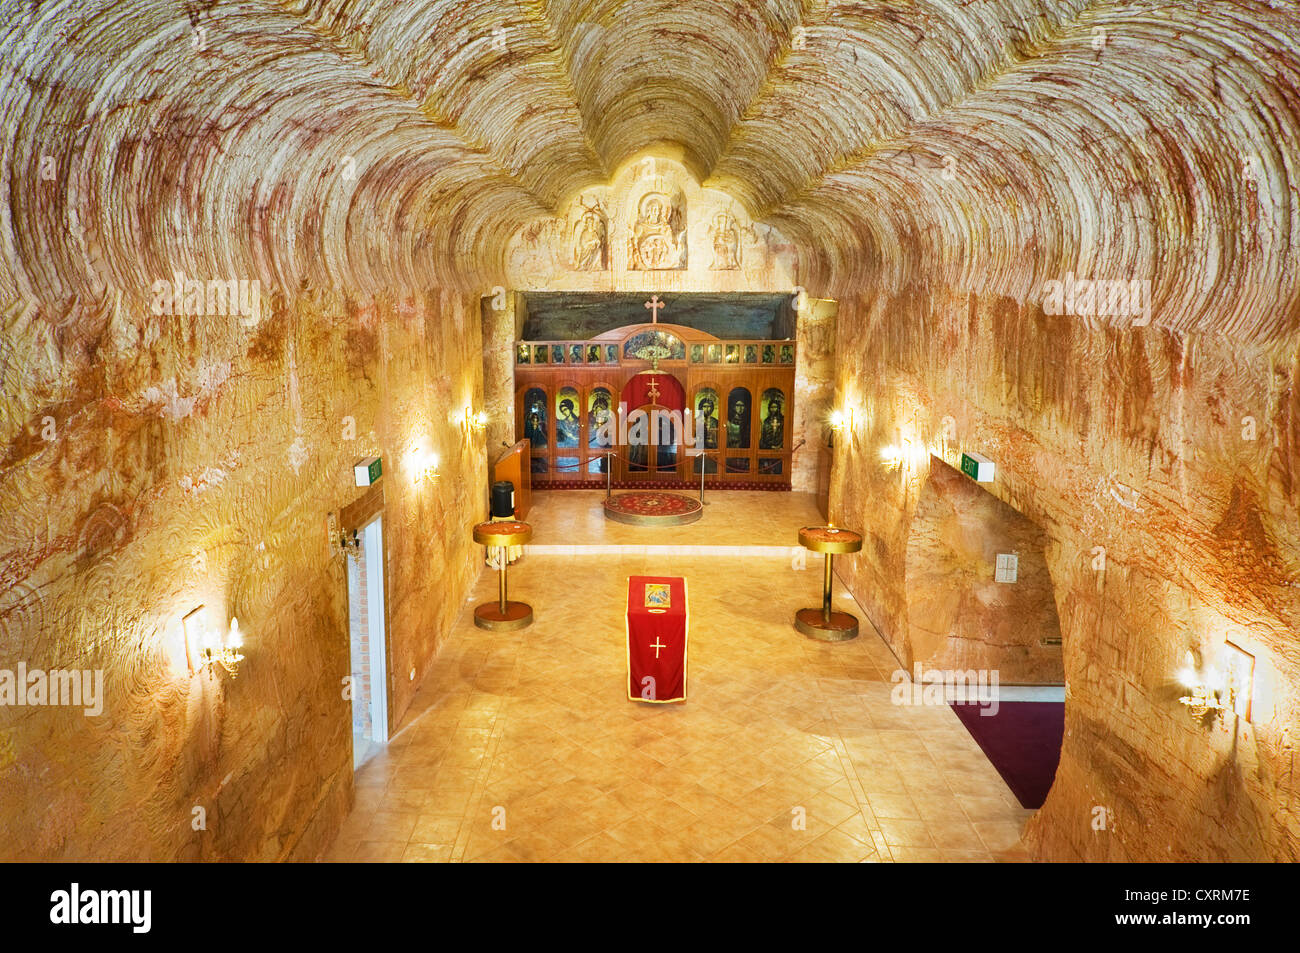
[513,322,796,488]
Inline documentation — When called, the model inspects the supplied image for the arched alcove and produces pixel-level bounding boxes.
[904,457,1064,684]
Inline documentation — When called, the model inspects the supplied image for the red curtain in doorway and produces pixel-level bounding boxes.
[621,372,685,414]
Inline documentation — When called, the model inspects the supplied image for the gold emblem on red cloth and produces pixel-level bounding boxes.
[644,583,671,609]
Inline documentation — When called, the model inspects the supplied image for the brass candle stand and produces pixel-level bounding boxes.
[472,519,534,630]
[795,524,863,641]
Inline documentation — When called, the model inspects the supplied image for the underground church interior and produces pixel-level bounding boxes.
[0,0,1298,869]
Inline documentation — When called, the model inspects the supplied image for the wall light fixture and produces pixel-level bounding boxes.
[1176,651,1225,723]
[460,407,488,437]
[184,607,245,679]
[407,442,440,484]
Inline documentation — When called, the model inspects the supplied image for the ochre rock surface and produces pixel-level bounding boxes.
[1,0,1297,860]
[829,290,1300,861]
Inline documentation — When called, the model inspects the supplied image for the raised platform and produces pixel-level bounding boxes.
[522,490,823,556]
[602,491,703,527]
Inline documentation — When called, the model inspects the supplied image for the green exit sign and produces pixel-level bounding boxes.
[354,456,382,487]
[960,451,995,482]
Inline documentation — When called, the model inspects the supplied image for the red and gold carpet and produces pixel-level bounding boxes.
[602,491,703,526]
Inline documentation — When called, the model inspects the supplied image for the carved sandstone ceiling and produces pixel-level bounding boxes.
[2,0,1298,339]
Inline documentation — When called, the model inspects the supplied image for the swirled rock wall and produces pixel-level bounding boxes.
[827,289,1300,860]
[0,288,486,860]
[1,0,1297,860]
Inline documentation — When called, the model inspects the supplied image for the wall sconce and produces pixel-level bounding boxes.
[881,436,928,472]
[1175,651,1225,723]
[883,440,912,470]
[417,452,439,483]
[338,528,361,560]
[184,607,245,679]
[829,407,857,448]
[460,407,488,437]
[406,442,440,484]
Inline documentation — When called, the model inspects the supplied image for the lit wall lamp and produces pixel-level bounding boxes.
[460,406,488,437]
[406,442,440,485]
[829,407,857,448]
[184,607,245,679]
[881,435,928,472]
[1175,651,1226,723]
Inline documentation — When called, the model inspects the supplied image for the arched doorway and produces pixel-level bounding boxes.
[905,457,1064,681]
[904,456,1066,811]
[619,371,685,482]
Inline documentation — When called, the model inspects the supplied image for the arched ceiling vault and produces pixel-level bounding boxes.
[2,0,1297,340]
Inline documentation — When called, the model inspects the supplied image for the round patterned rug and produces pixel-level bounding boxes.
[603,491,704,526]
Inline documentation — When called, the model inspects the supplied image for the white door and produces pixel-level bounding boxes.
[347,514,388,769]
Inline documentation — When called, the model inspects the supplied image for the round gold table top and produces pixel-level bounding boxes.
[798,525,863,554]
[473,520,533,547]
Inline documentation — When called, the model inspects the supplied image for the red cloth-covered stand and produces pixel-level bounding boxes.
[625,575,688,703]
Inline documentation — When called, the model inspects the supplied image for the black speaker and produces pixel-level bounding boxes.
[490,481,515,519]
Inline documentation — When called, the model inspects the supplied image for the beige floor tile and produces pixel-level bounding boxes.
[412,813,464,844]
[868,792,921,820]
[788,827,879,863]
[564,831,633,862]
[682,815,748,857]
[364,811,419,842]
[878,818,936,848]
[402,842,455,862]
[322,493,1040,864]
[500,831,568,863]
[889,846,946,862]
[352,840,409,862]
[973,818,1029,852]
[927,817,988,851]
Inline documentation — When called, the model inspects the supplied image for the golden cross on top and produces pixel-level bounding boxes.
[646,376,661,403]
[644,294,665,323]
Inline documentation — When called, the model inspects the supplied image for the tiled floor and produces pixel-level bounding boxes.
[325,492,1035,862]
[523,488,825,548]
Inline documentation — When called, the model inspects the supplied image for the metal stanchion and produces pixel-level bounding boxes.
[606,451,614,498]
[699,452,706,504]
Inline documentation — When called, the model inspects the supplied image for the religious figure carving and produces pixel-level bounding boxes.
[629,190,686,270]
[572,198,608,271]
[709,211,741,270]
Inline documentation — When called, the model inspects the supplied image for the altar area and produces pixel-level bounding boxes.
[328,489,1038,863]
[523,489,822,553]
